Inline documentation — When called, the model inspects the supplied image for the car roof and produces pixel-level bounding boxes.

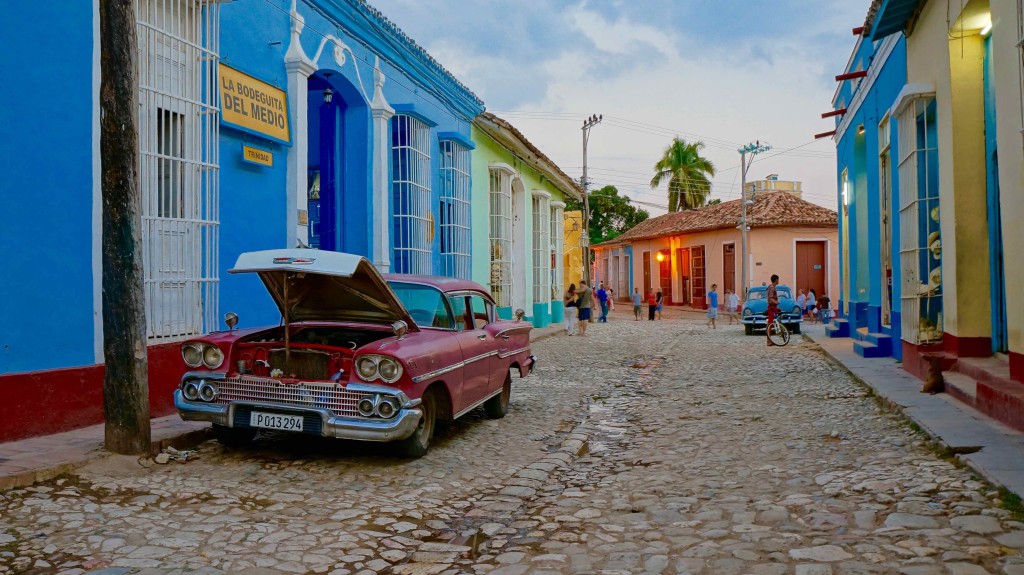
[383,274,491,294]
[749,285,793,291]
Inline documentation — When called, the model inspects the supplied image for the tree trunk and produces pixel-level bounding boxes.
[100,0,151,454]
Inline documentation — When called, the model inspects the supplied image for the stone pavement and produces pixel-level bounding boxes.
[2,312,1024,575]
[802,323,1024,498]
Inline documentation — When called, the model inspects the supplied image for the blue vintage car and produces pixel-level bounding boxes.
[741,285,803,335]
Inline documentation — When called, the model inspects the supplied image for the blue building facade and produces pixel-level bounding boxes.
[828,30,908,359]
[0,0,484,440]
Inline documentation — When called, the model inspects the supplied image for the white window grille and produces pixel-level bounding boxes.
[897,96,943,345]
[137,0,220,341]
[438,140,471,279]
[550,202,565,299]
[489,169,513,307]
[391,114,432,275]
[532,192,551,303]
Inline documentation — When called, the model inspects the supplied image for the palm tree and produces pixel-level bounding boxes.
[650,137,716,212]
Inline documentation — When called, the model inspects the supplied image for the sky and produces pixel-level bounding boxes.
[371,0,873,215]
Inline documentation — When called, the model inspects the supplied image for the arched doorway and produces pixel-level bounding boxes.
[306,70,369,253]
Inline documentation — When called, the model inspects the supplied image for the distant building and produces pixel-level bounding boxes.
[743,174,804,199]
[592,191,838,309]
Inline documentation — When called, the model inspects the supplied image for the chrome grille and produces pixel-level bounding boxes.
[217,375,370,417]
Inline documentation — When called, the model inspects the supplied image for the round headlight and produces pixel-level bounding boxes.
[198,381,218,402]
[182,380,200,401]
[377,357,402,383]
[742,308,752,317]
[356,356,378,381]
[376,398,398,419]
[792,307,801,315]
[202,345,224,369]
[182,343,203,368]
[357,396,377,417]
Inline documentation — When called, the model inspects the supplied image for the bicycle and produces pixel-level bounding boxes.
[766,308,790,347]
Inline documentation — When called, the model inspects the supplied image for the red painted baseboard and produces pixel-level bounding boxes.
[943,333,991,358]
[1011,351,1024,384]
[0,343,184,443]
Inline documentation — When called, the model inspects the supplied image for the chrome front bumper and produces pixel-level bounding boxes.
[175,390,423,442]
[741,316,803,327]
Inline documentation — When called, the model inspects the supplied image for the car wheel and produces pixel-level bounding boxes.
[484,371,512,419]
[212,424,256,448]
[398,389,437,458]
[744,325,754,336]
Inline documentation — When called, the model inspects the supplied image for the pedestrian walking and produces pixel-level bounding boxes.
[726,289,740,324]
[706,284,719,329]
[631,288,643,320]
[807,288,818,323]
[817,292,832,325]
[597,282,609,323]
[576,281,593,336]
[796,289,807,319]
[563,283,577,335]
[766,274,781,347]
[608,288,615,313]
[655,289,664,319]
[647,290,657,321]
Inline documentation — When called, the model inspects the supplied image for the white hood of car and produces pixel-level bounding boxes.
[229,249,417,328]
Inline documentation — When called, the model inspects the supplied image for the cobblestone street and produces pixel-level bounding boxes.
[3,312,1024,575]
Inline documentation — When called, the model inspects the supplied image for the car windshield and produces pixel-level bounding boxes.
[386,282,454,329]
[748,288,792,300]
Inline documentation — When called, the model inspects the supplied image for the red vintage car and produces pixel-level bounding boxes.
[174,249,535,457]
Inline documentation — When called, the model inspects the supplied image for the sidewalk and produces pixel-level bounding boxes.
[0,322,569,491]
[803,322,1024,497]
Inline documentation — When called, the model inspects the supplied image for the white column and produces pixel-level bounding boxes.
[284,3,316,248]
[370,59,394,272]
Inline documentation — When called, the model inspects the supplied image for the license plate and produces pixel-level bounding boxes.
[249,411,304,432]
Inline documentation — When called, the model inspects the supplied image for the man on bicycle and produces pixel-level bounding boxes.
[766,274,781,347]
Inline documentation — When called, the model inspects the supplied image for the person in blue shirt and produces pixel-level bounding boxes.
[596,282,609,322]
[631,287,643,321]
[706,283,719,329]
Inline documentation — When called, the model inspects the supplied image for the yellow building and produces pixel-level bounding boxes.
[871,0,1022,409]
[563,210,586,292]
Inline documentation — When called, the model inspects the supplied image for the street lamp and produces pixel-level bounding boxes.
[581,113,602,287]
[737,140,771,297]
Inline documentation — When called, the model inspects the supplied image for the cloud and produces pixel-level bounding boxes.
[368,0,873,213]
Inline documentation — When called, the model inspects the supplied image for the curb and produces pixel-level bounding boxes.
[803,333,1023,498]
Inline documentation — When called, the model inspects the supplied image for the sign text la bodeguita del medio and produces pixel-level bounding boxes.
[219,64,291,143]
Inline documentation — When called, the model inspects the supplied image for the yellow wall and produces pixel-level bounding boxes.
[563,210,585,291]
[906,0,992,340]
[991,0,1024,356]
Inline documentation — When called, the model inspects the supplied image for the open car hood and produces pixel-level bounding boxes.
[229,249,418,329]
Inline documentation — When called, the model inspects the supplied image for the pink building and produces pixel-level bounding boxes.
[593,192,839,308]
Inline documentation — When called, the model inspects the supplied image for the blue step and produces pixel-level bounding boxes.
[826,318,850,338]
[855,327,892,355]
[853,340,888,358]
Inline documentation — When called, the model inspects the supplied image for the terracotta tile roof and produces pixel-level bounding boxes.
[477,112,583,199]
[595,192,837,247]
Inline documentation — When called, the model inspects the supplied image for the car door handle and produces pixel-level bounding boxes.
[500,334,510,341]
[477,333,487,340]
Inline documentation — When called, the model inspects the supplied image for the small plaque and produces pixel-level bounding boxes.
[242,145,273,167]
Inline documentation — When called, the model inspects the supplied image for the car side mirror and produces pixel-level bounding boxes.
[513,309,526,322]
[392,320,409,340]
[224,312,238,331]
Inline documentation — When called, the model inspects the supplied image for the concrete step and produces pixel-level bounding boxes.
[942,372,978,407]
[975,377,1024,432]
[957,356,1012,384]
[853,340,887,358]
[826,318,849,338]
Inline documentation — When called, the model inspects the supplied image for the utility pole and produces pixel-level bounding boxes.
[737,140,771,298]
[100,0,152,454]
[581,113,602,288]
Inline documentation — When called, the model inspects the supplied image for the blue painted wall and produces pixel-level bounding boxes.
[0,0,483,376]
[833,36,907,357]
[0,4,96,373]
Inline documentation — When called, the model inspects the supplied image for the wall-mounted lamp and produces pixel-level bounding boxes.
[323,87,334,106]
[981,21,992,36]
[656,252,665,262]
[857,125,865,135]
